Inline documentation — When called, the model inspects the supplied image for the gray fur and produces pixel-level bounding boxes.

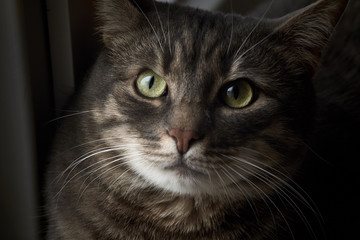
[46,0,356,239]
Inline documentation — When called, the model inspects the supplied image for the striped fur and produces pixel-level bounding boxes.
[46,0,351,239]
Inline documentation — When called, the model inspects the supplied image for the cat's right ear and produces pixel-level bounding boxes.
[96,0,153,47]
[273,0,348,75]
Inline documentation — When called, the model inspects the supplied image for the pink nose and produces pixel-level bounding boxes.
[169,129,201,153]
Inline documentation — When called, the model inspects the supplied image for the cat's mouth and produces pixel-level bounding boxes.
[164,161,206,178]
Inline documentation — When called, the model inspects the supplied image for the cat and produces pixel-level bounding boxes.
[45,0,357,239]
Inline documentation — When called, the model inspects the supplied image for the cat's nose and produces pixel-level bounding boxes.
[168,129,201,154]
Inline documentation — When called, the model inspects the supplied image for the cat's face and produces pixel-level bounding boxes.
[79,0,344,197]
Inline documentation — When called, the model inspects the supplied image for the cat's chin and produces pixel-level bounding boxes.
[164,161,206,178]
[128,156,221,195]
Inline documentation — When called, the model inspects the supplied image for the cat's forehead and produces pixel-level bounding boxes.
[107,6,280,99]
[162,9,264,64]
[139,10,271,88]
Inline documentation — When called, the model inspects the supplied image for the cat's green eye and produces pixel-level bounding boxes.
[221,80,253,109]
[136,70,167,98]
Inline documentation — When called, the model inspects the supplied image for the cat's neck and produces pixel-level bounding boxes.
[94,186,281,239]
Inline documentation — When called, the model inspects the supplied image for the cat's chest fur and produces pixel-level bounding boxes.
[55,172,280,240]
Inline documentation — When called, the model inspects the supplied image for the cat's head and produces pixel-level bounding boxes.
[79,0,347,197]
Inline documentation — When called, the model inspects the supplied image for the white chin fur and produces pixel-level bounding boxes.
[128,155,218,195]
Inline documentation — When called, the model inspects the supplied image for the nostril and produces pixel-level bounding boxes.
[169,129,201,153]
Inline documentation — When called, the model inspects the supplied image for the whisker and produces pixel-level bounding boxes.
[100,167,135,205]
[217,163,260,222]
[78,152,142,186]
[232,149,322,217]
[124,160,152,196]
[223,154,321,239]
[78,155,144,200]
[226,0,234,55]
[66,150,142,185]
[56,145,140,184]
[301,140,333,166]
[57,145,143,191]
[69,135,140,150]
[233,0,274,58]
[234,31,274,66]
[215,155,292,230]
[167,1,172,56]
[152,0,168,51]
[238,147,286,168]
[45,110,100,125]
[223,163,294,239]
[55,152,144,205]
[66,152,130,184]
[104,166,134,194]
[212,167,234,205]
[77,162,128,202]
[100,154,152,202]
[221,155,297,239]
[237,162,317,240]
[132,0,164,53]
[53,146,117,184]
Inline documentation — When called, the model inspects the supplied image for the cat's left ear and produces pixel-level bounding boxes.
[96,0,154,47]
[274,0,348,74]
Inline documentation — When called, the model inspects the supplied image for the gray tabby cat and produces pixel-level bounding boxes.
[46,0,356,239]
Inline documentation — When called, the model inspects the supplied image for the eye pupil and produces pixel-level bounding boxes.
[233,86,239,100]
[136,70,167,98]
[148,76,155,89]
[227,86,240,100]
[221,79,253,109]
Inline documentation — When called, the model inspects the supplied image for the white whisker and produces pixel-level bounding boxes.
[223,153,321,239]
[302,141,332,166]
[45,110,100,125]
[226,165,294,239]
[233,0,274,58]
[69,135,140,150]
[124,162,150,196]
[70,153,136,186]
[229,150,321,217]
[222,154,297,239]
[53,146,116,184]
[235,32,274,65]
[152,0,168,51]
[233,161,314,240]
[226,0,234,55]
[212,167,233,205]
[56,145,140,184]
[167,1,172,55]
[54,150,144,202]
[217,164,260,222]
[77,155,144,200]
[132,0,164,53]
[104,166,134,194]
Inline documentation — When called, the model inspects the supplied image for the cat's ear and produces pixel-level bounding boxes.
[274,0,348,74]
[96,0,153,47]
